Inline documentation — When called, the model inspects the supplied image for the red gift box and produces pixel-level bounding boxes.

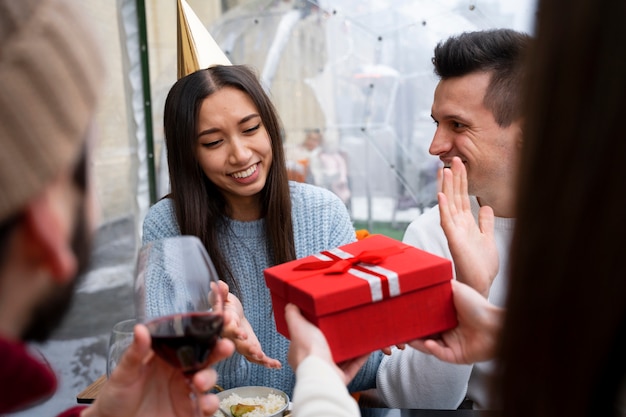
[264,234,457,362]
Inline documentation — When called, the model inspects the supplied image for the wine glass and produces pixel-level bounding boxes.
[106,318,136,378]
[134,235,225,417]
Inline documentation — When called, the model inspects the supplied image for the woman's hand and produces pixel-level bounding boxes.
[219,281,281,369]
[285,303,368,385]
[407,280,503,364]
[82,324,234,417]
[439,157,499,297]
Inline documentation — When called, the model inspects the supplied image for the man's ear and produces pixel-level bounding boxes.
[515,118,524,149]
[22,191,77,284]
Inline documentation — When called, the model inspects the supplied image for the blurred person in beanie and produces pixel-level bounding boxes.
[0,0,234,415]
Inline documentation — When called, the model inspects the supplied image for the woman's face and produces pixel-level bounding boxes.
[195,86,273,217]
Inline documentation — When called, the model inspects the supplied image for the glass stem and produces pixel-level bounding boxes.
[186,375,203,417]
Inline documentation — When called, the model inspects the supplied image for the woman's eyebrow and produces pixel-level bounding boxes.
[239,113,260,125]
[198,127,219,137]
[198,114,261,137]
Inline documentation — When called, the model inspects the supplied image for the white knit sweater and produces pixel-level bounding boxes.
[377,196,515,410]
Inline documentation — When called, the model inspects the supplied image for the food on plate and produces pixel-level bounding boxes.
[231,403,261,417]
[219,391,287,417]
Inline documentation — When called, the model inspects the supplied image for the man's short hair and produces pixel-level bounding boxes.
[433,29,531,127]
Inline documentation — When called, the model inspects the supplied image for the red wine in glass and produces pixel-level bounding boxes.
[147,312,224,375]
[135,236,226,417]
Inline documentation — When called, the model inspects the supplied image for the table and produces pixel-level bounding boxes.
[77,377,500,416]
[360,409,500,417]
[76,375,106,404]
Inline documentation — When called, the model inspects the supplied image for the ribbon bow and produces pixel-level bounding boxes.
[293,246,403,274]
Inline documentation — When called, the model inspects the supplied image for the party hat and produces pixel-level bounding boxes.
[177,0,231,79]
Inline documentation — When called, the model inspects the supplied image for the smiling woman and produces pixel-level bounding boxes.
[195,86,273,217]
[141,64,383,398]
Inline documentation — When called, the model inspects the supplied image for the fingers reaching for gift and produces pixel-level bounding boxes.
[220,282,247,341]
[218,281,281,369]
[233,317,282,369]
[380,343,406,355]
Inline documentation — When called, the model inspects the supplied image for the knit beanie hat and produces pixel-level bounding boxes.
[0,0,104,222]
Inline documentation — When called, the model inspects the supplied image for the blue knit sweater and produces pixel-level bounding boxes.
[142,181,382,397]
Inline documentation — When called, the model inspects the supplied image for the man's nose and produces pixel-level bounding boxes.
[429,128,451,156]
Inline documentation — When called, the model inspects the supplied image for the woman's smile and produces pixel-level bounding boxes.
[230,163,260,183]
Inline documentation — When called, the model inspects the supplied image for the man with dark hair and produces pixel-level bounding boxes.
[0,0,233,415]
[376,29,530,410]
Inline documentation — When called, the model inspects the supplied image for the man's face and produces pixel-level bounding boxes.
[429,71,521,209]
[21,151,94,342]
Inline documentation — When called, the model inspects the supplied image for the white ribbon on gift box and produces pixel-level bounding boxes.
[314,247,401,302]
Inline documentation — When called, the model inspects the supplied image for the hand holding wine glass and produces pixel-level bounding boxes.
[84,324,234,417]
[134,235,227,417]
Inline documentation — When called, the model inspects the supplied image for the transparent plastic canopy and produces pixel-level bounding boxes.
[209,0,535,229]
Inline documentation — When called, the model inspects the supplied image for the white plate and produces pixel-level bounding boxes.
[215,386,290,417]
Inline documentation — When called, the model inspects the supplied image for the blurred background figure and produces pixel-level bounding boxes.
[286,129,351,208]
[307,130,351,208]
[285,129,317,183]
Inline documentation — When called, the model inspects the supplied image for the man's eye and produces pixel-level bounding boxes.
[452,121,466,129]
[243,124,260,134]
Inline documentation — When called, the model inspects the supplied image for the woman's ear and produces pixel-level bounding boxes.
[22,187,78,284]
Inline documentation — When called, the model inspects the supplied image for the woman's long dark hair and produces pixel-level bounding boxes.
[163,65,295,298]
[494,1,626,416]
